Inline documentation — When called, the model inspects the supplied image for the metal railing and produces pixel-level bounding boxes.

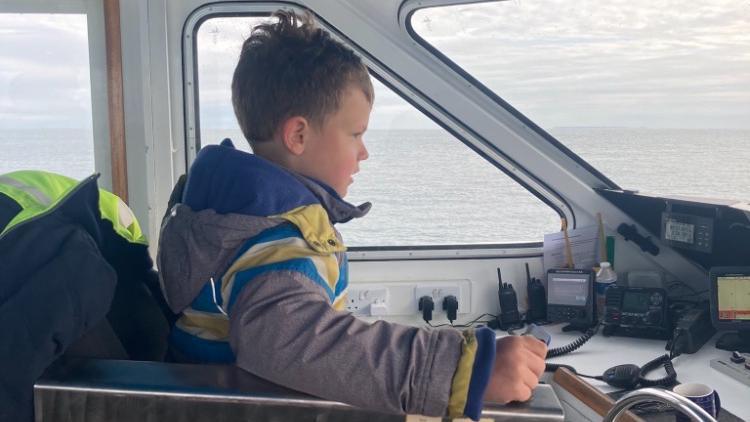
[603,387,716,422]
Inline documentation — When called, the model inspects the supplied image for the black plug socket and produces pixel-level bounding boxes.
[419,296,434,323]
[443,295,458,323]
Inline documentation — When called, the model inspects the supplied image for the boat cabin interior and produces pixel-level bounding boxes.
[1,0,748,421]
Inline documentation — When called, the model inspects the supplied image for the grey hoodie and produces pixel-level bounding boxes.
[157,145,472,417]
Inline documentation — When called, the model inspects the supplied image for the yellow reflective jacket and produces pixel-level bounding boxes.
[0,170,146,244]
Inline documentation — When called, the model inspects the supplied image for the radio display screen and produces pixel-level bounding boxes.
[664,219,695,244]
[622,291,650,313]
[548,276,588,306]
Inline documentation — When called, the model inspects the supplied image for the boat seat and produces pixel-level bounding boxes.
[64,269,173,362]
[106,268,174,361]
[64,319,128,360]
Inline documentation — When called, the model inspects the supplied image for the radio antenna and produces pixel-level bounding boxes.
[525,262,531,285]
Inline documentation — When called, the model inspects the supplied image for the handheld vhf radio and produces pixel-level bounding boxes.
[497,269,521,329]
[525,263,547,322]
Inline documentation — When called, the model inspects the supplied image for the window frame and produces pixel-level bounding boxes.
[0,0,111,190]
[182,1,570,258]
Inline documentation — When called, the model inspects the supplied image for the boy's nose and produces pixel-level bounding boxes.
[359,144,369,161]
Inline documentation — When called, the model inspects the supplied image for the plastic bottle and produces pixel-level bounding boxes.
[595,261,617,320]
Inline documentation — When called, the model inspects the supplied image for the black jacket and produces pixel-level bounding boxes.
[0,176,117,422]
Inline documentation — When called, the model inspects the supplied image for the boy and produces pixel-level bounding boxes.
[157,10,546,420]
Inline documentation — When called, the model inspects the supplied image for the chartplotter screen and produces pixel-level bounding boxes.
[717,275,750,321]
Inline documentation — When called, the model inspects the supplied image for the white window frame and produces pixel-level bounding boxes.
[0,0,112,190]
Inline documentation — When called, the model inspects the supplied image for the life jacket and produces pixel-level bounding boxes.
[0,171,168,422]
[0,173,118,422]
[0,170,146,245]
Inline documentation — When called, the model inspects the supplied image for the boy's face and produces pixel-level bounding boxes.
[297,85,371,198]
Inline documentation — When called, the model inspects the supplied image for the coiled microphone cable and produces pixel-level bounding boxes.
[546,324,599,358]
[637,353,677,387]
[545,330,681,390]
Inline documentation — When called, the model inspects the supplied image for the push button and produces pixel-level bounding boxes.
[731,351,746,364]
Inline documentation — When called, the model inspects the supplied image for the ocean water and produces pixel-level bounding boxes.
[2,129,95,181]
[2,127,748,246]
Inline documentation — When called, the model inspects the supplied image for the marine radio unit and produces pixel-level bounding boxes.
[546,269,595,329]
[602,286,671,339]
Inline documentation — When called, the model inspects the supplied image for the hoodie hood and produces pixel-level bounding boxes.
[157,140,370,313]
[182,139,370,221]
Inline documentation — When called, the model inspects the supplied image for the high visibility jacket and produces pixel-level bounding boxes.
[0,170,146,245]
[0,174,118,422]
[0,172,164,422]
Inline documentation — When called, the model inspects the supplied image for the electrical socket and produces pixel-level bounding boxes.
[346,286,388,316]
[345,280,470,318]
[414,283,462,315]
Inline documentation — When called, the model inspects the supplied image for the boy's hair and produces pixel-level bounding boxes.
[232,10,374,147]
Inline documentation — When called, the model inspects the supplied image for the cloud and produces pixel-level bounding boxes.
[0,14,91,129]
[3,4,748,130]
[194,1,749,130]
[411,0,750,129]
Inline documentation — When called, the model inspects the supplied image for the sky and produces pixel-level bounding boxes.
[0,14,91,130]
[411,0,750,130]
[0,1,749,131]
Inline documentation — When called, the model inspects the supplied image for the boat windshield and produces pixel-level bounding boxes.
[412,0,750,202]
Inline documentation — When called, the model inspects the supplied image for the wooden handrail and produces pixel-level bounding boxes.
[103,0,128,203]
[553,367,644,422]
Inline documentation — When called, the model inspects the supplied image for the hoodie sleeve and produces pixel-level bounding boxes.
[446,327,496,420]
[228,269,496,419]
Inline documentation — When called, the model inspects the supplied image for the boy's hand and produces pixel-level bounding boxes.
[483,335,547,404]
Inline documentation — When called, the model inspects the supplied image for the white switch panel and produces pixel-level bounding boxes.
[345,286,388,316]
[346,280,471,317]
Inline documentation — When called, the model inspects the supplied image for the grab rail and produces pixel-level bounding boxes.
[35,357,564,421]
[603,387,716,422]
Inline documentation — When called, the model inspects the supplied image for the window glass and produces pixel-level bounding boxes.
[341,78,561,246]
[0,14,94,179]
[412,1,750,202]
[195,16,560,246]
[197,16,271,152]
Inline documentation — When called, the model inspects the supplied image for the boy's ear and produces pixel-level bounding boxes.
[280,116,309,156]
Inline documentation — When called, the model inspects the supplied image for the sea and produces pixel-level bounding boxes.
[2,127,748,246]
